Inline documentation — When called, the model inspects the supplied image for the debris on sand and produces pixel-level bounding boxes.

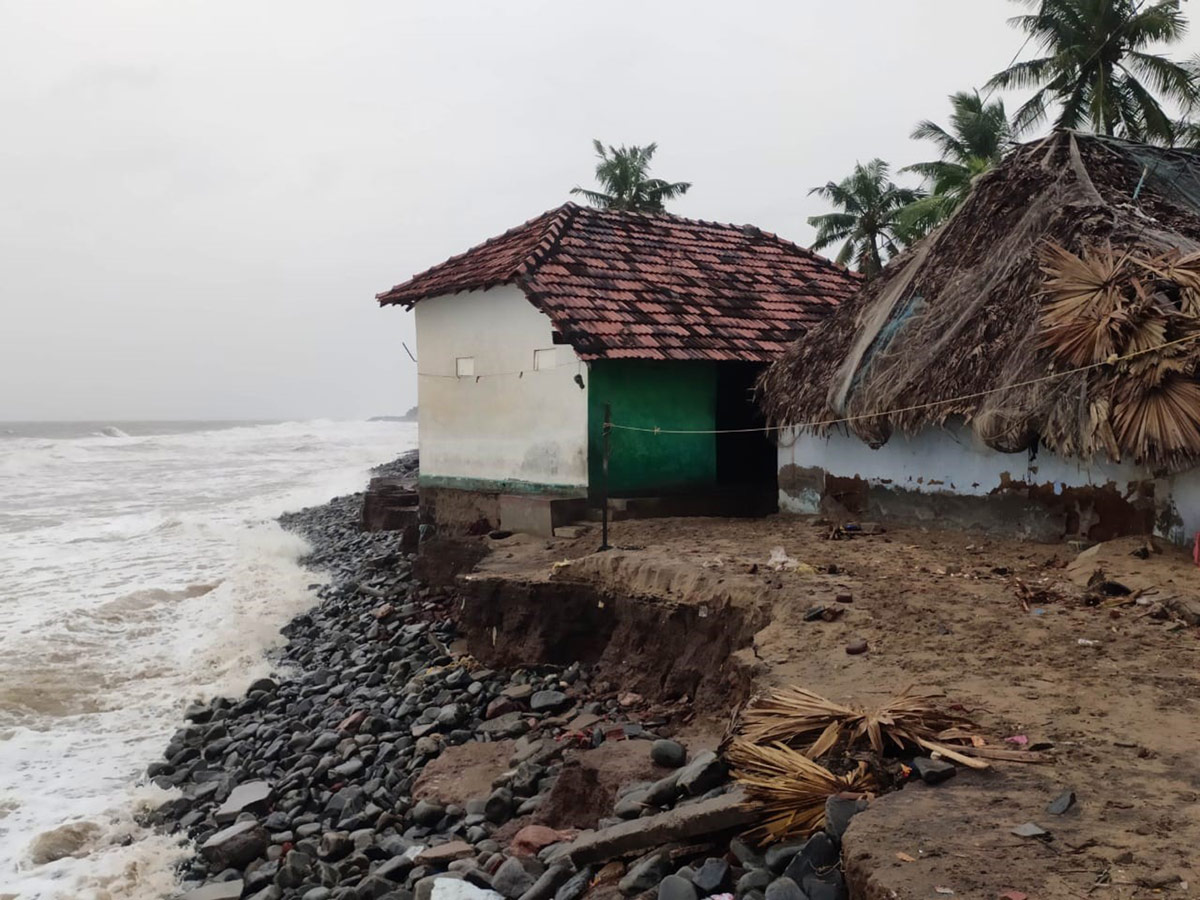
[730,684,986,768]
[725,741,875,842]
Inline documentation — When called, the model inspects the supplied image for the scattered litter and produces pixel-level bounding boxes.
[1047,789,1077,815]
[767,547,816,574]
[1011,822,1049,839]
[1077,638,1098,647]
[934,888,955,896]
[827,522,885,540]
[895,852,916,863]
[1087,569,1132,596]
[803,604,844,623]
[1004,735,1028,747]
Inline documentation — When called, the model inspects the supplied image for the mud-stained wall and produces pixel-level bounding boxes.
[778,424,1200,543]
[416,286,588,492]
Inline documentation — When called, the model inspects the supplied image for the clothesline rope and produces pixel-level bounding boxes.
[604,332,1200,436]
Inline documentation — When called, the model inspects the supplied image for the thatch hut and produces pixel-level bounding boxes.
[759,131,1200,542]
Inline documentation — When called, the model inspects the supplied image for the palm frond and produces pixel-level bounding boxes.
[726,741,876,843]
[732,684,981,758]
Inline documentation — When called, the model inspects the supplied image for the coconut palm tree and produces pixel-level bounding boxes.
[900,91,1014,237]
[570,141,691,213]
[986,0,1197,142]
[808,160,925,279]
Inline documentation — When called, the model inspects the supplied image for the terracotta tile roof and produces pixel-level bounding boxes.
[376,203,861,362]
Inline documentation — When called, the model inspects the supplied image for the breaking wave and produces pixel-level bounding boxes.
[0,418,417,898]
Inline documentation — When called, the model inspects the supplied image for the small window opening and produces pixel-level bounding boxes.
[533,348,557,371]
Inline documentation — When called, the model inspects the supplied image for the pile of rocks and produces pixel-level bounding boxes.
[147,452,868,900]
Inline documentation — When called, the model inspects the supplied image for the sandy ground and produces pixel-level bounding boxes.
[473,515,1200,899]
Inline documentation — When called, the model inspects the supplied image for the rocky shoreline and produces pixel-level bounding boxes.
[145,453,856,900]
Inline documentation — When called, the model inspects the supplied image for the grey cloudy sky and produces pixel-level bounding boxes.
[4,0,1198,421]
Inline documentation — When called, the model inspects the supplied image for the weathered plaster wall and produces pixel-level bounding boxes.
[778,423,1200,543]
[415,286,588,492]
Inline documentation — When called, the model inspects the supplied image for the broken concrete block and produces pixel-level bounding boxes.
[550,790,755,866]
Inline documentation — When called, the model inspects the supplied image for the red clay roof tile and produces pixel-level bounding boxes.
[376,203,860,362]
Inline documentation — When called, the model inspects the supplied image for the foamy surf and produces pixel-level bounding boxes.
[0,419,417,898]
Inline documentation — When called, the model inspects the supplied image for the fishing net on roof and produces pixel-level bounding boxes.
[759,131,1200,472]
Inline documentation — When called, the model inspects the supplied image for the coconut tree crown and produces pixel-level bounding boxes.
[807,160,924,279]
[987,0,1198,141]
[571,140,692,213]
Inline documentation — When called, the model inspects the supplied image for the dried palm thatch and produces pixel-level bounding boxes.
[1036,241,1200,466]
[758,130,1200,472]
[731,684,987,770]
[725,740,876,843]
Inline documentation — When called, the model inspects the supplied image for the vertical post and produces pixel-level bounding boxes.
[600,403,611,551]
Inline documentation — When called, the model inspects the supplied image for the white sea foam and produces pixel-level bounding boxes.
[0,419,417,899]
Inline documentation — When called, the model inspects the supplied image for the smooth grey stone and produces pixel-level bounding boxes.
[764,877,805,900]
[619,853,671,895]
[801,870,847,900]
[658,875,698,900]
[200,820,268,870]
[676,751,726,797]
[529,691,569,713]
[517,863,572,900]
[782,832,838,886]
[491,858,537,899]
[649,740,686,768]
[691,858,730,895]
[737,869,773,896]
[553,868,592,900]
[215,781,273,824]
[823,794,869,840]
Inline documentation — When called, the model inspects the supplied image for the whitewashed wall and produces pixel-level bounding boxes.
[778,423,1200,542]
[415,285,588,491]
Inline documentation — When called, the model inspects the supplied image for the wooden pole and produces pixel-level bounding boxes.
[601,403,611,551]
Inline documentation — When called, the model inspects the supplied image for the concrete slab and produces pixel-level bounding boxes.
[500,495,588,538]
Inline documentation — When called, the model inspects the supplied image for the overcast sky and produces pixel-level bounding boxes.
[4,0,1199,421]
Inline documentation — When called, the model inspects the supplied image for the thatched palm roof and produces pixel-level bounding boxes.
[759,131,1200,472]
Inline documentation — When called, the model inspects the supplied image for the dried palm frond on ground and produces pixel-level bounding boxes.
[726,740,876,843]
[733,684,985,768]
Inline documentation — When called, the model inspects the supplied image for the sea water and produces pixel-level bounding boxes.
[0,419,418,899]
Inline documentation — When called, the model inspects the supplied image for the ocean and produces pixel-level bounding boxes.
[0,419,418,899]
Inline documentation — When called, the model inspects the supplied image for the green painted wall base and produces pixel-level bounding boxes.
[419,474,586,497]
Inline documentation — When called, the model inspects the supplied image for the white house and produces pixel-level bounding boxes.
[377,202,860,533]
